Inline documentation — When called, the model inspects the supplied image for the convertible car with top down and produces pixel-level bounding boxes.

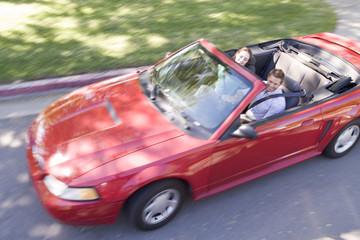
[27,32,360,230]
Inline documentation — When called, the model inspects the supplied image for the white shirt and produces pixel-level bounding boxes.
[248,88,286,120]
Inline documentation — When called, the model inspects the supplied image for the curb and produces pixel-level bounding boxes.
[0,66,149,98]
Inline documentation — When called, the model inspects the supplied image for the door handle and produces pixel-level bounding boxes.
[301,119,314,126]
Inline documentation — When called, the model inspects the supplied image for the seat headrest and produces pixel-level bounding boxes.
[283,76,301,92]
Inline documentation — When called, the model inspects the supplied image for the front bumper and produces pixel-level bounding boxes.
[26,133,124,226]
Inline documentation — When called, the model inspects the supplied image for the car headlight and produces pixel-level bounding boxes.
[32,145,45,171]
[44,175,99,201]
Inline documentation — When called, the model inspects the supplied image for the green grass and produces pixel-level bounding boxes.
[0,0,336,84]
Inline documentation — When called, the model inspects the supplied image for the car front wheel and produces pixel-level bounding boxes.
[323,119,360,158]
[126,179,186,231]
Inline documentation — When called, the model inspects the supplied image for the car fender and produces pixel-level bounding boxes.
[88,146,212,202]
[110,138,215,202]
[94,160,208,203]
[121,164,191,198]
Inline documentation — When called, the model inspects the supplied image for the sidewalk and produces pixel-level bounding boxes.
[0,66,148,119]
[0,66,149,119]
[0,67,148,98]
[323,0,360,42]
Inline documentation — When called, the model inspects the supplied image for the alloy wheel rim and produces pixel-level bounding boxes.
[142,189,180,225]
[334,125,360,153]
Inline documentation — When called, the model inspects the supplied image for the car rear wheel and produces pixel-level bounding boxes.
[323,119,360,158]
[126,179,186,231]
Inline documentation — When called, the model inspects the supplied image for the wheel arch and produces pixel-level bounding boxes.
[121,164,196,204]
[330,115,360,138]
[322,117,360,158]
[319,113,360,150]
[123,176,192,212]
[123,176,191,230]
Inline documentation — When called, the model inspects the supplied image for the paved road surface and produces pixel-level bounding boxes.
[1,115,360,240]
[1,0,360,239]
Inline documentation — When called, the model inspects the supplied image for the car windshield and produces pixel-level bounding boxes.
[153,42,253,133]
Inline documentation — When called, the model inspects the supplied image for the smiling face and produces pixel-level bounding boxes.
[265,75,282,93]
[235,51,250,66]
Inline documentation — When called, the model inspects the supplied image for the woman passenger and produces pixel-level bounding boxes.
[233,47,256,72]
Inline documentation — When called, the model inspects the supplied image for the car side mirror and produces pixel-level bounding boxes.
[231,124,258,139]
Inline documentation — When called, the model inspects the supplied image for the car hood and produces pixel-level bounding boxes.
[30,72,185,182]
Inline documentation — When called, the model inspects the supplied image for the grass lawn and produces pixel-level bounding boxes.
[0,0,336,84]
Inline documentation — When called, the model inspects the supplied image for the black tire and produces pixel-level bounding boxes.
[323,119,360,158]
[125,179,186,231]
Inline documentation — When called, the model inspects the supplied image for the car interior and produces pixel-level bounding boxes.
[220,38,360,139]
[225,38,360,111]
[225,38,360,112]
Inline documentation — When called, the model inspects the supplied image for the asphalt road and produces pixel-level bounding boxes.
[1,106,360,240]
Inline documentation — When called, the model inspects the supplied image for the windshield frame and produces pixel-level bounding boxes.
[141,39,262,140]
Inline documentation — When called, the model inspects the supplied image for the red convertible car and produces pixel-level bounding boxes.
[27,32,360,230]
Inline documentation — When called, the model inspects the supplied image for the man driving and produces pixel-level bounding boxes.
[244,69,286,120]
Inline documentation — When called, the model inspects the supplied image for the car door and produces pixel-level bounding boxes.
[208,107,324,191]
